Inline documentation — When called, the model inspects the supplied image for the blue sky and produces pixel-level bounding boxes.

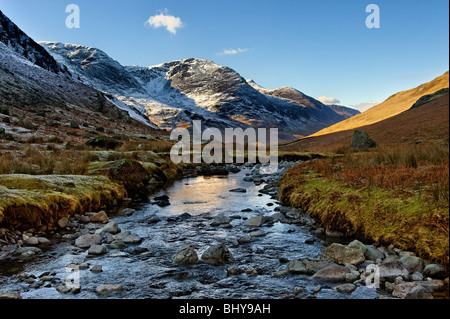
[0,0,448,110]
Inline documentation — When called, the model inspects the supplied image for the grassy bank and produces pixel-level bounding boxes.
[0,174,127,228]
[279,144,449,266]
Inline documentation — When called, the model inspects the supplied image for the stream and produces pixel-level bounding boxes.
[0,165,380,299]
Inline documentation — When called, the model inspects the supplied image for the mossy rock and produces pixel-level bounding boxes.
[85,135,123,150]
[91,159,150,195]
[350,130,378,149]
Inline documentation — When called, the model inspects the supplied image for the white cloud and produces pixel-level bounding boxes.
[218,48,249,56]
[350,101,379,112]
[317,96,341,105]
[145,10,183,35]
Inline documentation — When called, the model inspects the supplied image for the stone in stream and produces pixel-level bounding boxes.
[311,264,350,282]
[75,234,102,249]
[347,240,368,254]
[423,264,447,279]
[322,243,365,265]
[210,216,231,227]
[90,265,103,273]
[95,221,120,235]
[334,283,357,293]
[37,237,51,245]
[377,261,409,281]
[25,237,39,246]
[201,244,233,264]
[91,211,109,223]
[57,217,69,228]
[245,215,266,227]
[399,255,425,273]
[364,245,385,261]
[173,245,198,264]
[88,245,107,256]
[229,188,246,193]
[227,266,245,277]
[95,284,124,294]
[0,292,22,299]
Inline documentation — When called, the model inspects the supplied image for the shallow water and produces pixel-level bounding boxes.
[0,168,379,299]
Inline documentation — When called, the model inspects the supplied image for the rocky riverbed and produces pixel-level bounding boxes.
[0,162,448,299]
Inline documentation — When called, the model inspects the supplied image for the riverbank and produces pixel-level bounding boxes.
[279,146,449,269]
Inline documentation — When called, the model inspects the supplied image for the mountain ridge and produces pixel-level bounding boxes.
[310,71,449,137]
[41,41,360,140]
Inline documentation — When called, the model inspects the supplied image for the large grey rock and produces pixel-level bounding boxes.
[322,243,365,265]
[173,245,198,264]
[201,244,233,264]
[347,240,368,254]
[399,255,424,273]
[312,264,350,282]
[364,245,385,261]
[423,264,447,279]
[378,261,409,281]
[88,245,107,255]
[14,246,42,255]
[95,221,120,235]
[404,285,433,299]
[245,215,266,227]
[350,130,377,149]
[392,282,436,299]
[75,234,102,249]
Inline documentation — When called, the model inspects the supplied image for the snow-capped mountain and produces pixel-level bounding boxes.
[0,10,70,77]
[40,42,359,139]
[0,10,157,133]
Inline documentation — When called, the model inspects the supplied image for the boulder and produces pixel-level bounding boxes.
[92,159,150,195]
[364,245,385,261]
[423,264,447,279]
[95,284,124,294]
[91,211,109,223]
[378,261,409,282]
[312,264,350,282]
[211,216,231,227]
[334,283,357,293]
[57,217,69,228]
[173,245,198,264]
[350,130,378,149]
[201,244,233,264]
[322,243,366,265]
[347,240,368,254]
[75,234,102,249]
[245,215,266,227]
[88,245,107,255]
[399,255,424,273]
[85,135,123,150]
[96,221,120,235]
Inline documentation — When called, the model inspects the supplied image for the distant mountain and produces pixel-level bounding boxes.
[310,71,450,137]
[247,80,360,128]
[41,42,359,140]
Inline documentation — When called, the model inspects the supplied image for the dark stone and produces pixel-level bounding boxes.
[350,130,378,149]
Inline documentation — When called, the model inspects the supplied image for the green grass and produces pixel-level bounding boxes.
[279,169,449,266]
[0,174,126,228]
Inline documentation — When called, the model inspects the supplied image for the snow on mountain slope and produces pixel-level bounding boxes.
[0,10,70,77]
[41,42,360,139]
